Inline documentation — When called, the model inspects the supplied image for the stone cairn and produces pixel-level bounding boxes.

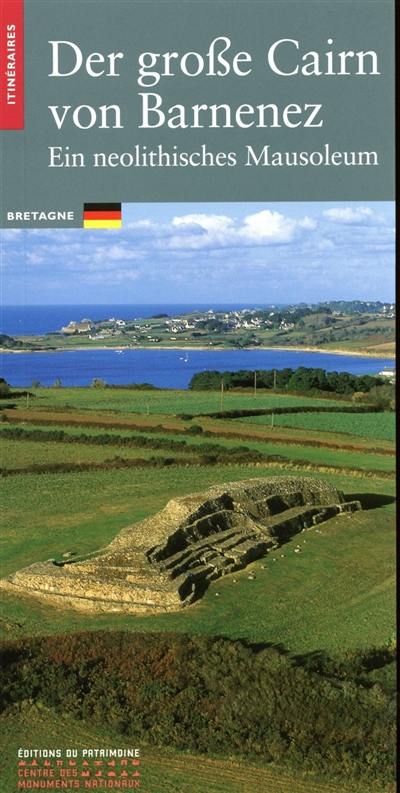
[0,477,361,614]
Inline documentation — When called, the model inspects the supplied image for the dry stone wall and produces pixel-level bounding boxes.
[0,477,361,614]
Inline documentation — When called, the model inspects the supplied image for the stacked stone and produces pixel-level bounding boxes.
[0,477,361,614]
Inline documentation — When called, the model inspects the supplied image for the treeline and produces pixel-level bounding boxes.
[0,632,395,784]
[189,367,384,395]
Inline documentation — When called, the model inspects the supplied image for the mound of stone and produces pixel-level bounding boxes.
[0,477,361,614]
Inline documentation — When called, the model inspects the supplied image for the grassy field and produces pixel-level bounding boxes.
[203,416,395,454]
[2,411,395,455]
[1,388,396,651]
[106,428,396,472]
[0,705,390,793]
[13,385,350,414]
[243,410,395,441]
[0,423,395,474]
[0,465,395,654]
[0,386,396,790]
[0,437,194,468]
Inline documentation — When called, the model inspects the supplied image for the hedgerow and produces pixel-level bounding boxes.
[0,632,395,783]
[0,426,263,458]
[180,406,381,420]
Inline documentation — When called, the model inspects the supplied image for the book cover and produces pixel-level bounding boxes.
[0,1,395,792]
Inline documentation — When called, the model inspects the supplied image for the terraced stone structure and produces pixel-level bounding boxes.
[1,477,361,614]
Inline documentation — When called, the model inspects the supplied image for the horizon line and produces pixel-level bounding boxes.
[2,298,395,308]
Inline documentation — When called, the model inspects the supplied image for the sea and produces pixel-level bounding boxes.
[0,304,394,389]
[1,304,259,337]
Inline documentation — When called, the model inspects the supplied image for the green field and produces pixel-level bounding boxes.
[1,388,395,648]
[116,428,396,472]
[0,437,193,468]
[0,704,389,793]
[14,385,350,414]
[1,464,395,653]
[243,410,395,441]
[1,422,395,474]
[0,386,396,790]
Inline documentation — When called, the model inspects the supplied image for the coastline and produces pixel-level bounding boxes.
[0,343,395,359]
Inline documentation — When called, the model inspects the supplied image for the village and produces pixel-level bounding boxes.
[52,301,396,356]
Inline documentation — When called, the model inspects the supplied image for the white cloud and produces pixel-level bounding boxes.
[241,210,293,242]
[126,219,158,230]
[172,213,234,234]
[298,217,318,230]
[317,238,335,251]
[83,268,140,284]
[26,252,44,264]
[323,207,374,224]
[164,209,315,250]
[2,203,394,304]
[0,229,22,240]
[241,210,316,242]
[98,245,142,262]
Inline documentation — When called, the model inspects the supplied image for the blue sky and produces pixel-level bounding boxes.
[1,202,395,305]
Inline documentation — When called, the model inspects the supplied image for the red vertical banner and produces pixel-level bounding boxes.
[0,0,24,129]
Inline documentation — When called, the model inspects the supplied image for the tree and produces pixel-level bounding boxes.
[360,384,395,411]
[0,378,10,398]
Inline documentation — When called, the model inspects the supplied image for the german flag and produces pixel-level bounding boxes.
[83,203,122,229]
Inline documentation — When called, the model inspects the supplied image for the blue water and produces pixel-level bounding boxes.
[0,304,272,337]
[0,304,393,388]
[0,348,393,389]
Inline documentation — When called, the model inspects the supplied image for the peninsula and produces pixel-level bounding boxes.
[0,300,395,357]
